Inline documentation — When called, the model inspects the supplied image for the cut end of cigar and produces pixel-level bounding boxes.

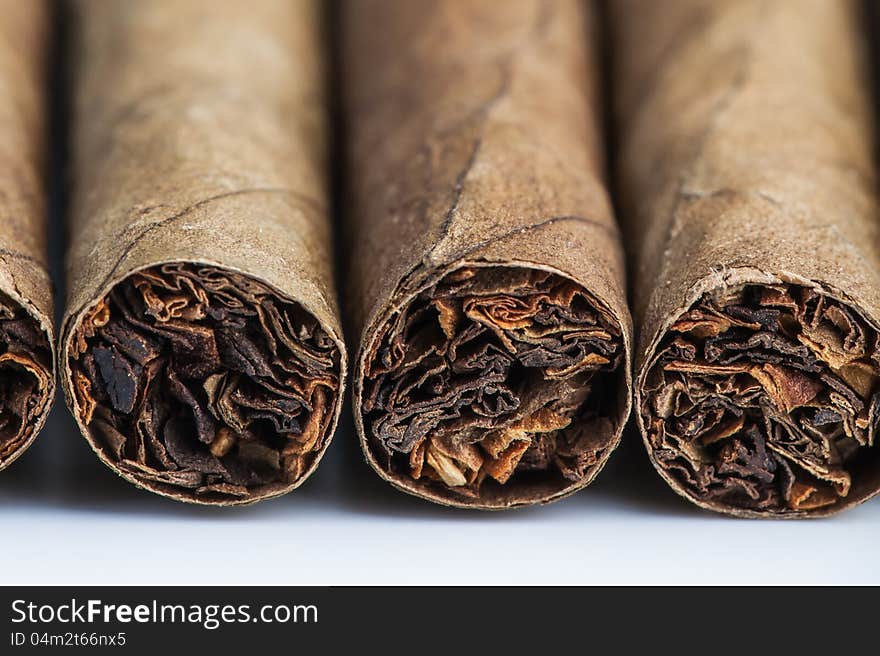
[0,292,53,472]
[65,262,342,505]
[359,265,625,508]
[641,282,880,517]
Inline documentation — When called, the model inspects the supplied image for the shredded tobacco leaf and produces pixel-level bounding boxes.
[362,266,623,499]
[0,294,52,469]
[643,283,880,513]
[68,263,340,502]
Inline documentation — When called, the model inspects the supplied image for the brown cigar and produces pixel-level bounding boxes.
[60,0,345,505]
[611,0,880,516]
[342,0,631,508]
[0,0,54,473]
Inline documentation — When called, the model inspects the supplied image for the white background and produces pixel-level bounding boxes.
[2,400,878,585]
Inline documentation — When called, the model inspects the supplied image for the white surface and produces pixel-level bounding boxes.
[2,401,878,586]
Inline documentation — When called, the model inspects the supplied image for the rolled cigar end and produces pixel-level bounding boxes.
[640,275,880,517]
[0,293,53,472]
[62,0,343,504]
[358,263,626,508]
[64,262,343,505]
[0,0,53,471]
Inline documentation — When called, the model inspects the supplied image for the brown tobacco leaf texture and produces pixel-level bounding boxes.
[0,294,52,469]
[643,283,880,514]
[362,266,623,500]
[67,263,341,502]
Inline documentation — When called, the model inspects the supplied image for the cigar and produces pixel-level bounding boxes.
[60,0,345,504]
[342,0,631,508]
[0,0,54,472]
[611,0,880,516]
